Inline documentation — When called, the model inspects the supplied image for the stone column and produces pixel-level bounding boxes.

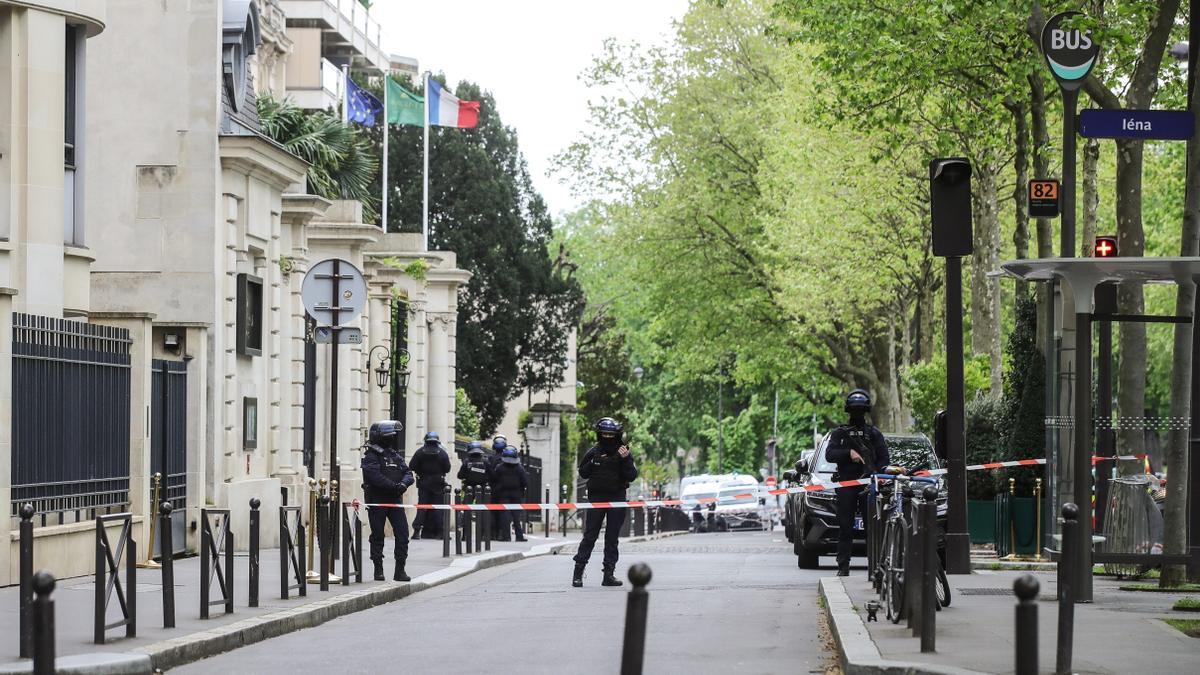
[0,288,15,584]
[427,312,453,438]
[525,405,569,532]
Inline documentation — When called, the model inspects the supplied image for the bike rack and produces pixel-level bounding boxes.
[94,513,136,644]
[280,505,306,599]
[200,508,233,618]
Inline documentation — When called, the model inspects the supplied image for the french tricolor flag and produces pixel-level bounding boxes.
[427,78,479,129]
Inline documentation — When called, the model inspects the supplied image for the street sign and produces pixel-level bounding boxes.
[1078,109,1195,141]
[313,326,363,345]
[1028,179,1060,218]
[1041,12,1099,91]
[1094,236,1117,258]
[301,258,367,327]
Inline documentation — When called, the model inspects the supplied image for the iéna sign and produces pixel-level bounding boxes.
[1040,12,1099,91]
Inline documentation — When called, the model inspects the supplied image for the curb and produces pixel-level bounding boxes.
[818,577,990,675]
[970,559,1056,572]
[123,529,686,672]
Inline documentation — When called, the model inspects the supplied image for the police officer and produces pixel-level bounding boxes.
[825,389,904,577]
[457,440,490,490]
[409,431,451,539]
[486,435,509,537]
[489,447,529,542]
[360,420,414,581]
[572,417,638,588]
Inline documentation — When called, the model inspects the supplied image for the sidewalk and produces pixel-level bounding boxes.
[823,567,1199,674]
[0,529,637,674]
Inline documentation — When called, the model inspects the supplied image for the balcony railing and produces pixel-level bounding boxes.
[282,0,384,68]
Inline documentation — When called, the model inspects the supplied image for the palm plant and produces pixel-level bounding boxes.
[257,95,379,222]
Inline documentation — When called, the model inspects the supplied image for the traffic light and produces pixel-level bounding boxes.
[929,158,974,257]
[1094,236,1117,258]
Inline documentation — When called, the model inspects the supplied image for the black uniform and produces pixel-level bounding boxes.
[361,443,415,565]
[489,461,529,541]
[457,455,490,489]
[825,423,890,568]
[409,442,451,539]
[572,443,639,571]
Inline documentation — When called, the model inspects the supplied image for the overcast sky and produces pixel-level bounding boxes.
[373,1,690,218]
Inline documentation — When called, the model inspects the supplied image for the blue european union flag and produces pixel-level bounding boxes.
[346,76,383,127]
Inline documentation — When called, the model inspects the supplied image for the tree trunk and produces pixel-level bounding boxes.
[1013,101,1031,298]
[971,163,1003,393]
[1029,74,1054,357]
[868,324,901,432]
[1082,137,1100,256]
[1115,139,1147,466]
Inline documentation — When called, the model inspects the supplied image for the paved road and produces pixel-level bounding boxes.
[173,531,835,674]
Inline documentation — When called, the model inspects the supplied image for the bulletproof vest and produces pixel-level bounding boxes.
[462,460,489,486]
[492,465,524,494]
[835,425,876,480]
[373,446,408,484]
[586,446,626,493]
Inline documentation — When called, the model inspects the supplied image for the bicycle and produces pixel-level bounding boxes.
[871,474,951,623]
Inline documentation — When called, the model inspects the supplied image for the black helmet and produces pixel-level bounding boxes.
[844,389,872,414]
[424,431,440,444]
[369,420,402,446]
[492,435,508,452]
[595,417,622,442]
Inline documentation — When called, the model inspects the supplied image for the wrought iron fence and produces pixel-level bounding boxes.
[11,314,132,525]
[150,359,188,512]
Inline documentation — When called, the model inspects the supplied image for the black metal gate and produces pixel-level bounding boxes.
[523,454,543,523]
[151,359,187,555]
[11,314,131,525]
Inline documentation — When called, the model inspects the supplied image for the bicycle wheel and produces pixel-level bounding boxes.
[885,518,906,623]
[936,562,951,607]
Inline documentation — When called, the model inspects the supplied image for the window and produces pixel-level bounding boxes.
[243,397,258,450]
[64,27,76,168]
[236,273,263,356]
[64,25,82,245]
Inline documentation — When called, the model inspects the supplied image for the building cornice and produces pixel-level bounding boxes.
[306,222,381,247]
[5,1,106,36]
[218,134,309,191]
[281,193,332,226]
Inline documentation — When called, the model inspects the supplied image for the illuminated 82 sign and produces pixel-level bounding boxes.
[1040,12,1100,91]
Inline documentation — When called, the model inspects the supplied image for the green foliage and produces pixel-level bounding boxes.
[454,388,480,439]
[998,293,1045,495]
[1163,618,1200,638]
[256,95,379,221]
[902,356,993,434]
[1173,597,1200,612]
[964,393,1004,500]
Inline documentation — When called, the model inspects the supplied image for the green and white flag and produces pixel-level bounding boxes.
[386,77,424,126]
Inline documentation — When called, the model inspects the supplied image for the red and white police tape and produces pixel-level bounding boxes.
[353,452,1149,511]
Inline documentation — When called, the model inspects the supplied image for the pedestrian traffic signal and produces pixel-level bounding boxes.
[1094,236,1117,258]
[929,158,973,257]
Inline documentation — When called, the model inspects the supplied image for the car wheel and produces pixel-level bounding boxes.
[797,544,820,569]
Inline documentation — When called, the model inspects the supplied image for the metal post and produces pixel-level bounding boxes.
[1034,479,1045,562]
[249,498,260,607]
[1056,503,1078,675]
[464,486,473,552]
[944,254,970,574]
[1074,308,1093,601]
[1062,88,1078,258]
[1014,574,1040,675]
[94,519,105,643]
[354,506,363,583]
[717,379,724,474]
[562,485,568,538]
[545,486,551,538]
[199,514,210,620]
[31,571,55,675]
[920,486,937,653]
[319,495,330,591]
[1095,284,1115,533]
[19,504,34,658]
[139,473,163,569]
[1190,273,1200,581]
[160,502,175,628]
[620,563,652,675]
[443,485,452,558]
[484,485,492,551]
[224,514,234,616]
[281,507,290,599]
[454,489,463,555]
[328,261,342,556]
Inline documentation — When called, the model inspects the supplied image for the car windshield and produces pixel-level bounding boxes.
[718,488,757,505]
[812,436,938,474]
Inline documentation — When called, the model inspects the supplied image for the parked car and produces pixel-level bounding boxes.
[787,433,947,569]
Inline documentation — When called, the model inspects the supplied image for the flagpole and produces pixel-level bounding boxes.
[381,74,389,232]
[422,72,430,252]
[341,64,350,124]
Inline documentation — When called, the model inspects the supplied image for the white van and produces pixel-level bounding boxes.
[712,475,766,531]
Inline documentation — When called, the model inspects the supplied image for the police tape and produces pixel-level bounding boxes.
[352,452,1149,511]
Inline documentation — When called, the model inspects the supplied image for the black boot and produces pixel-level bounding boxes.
[412,528,422,540]
[836,562,850,577]
[372,560,385,581]
[394,562,410,582]
[601,567,623,587]
[572,563,585,588]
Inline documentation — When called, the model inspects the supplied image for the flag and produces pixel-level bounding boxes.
[386,77,424,126]
[346,76,383,126]
[427,78,479,129]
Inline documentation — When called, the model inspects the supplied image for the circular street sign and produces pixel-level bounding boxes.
[1041,11,1099,91]
[301,258,368,327]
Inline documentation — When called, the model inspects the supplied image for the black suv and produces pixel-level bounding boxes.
[783,433,946,569]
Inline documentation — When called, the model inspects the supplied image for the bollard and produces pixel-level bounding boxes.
[464,486,474,552]
[94,514,136,642]
[620,563,653,675]
[1014,574,1040,675]
[1055,503,1078,675]
[483,485,492,551]
[905,487,921,634]
[545,486,551,538]
[138,473,163,569]
[31,571,55,675]
[443,485,452,558]
[160,502,176,628]
[920,485,938,653]
[455,489,463,555]
[319,495,331,591]
[19,503,34,658]
[249,498,261,608]
[562,486,569,537]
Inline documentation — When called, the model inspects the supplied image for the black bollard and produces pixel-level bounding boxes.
[1014,574,1040,675]
[455,488,463,555]
[464,487,473,552]
[19,503,34,658]
[920,485,938,653]
[544,486,551,538]
[620,563,653,675]
[354,505,363,583]
[562,486,569,538]
[484,485,492,551]
[319,496,330,591]
[31,571,55,675]
[249,498,261,608]
[443,485,452,558]
[1056,503,1078,675]
[160,502,175,628]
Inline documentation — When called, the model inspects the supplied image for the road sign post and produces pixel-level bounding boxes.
[302,258,368,561]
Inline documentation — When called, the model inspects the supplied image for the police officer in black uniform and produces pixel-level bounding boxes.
[489,447,529,542]
[825,389,904,576]
[409,431,451,539]
[486,435,509,538]
[457,440,490,490]
[360,420,414,581]
[572,417,638,588]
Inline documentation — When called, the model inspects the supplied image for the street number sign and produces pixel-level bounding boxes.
[1078,109,1195,141]
[1028,179,1060,218]
[314,326,363,345]
[1041,12,1099,91]
[301,258,367,327]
